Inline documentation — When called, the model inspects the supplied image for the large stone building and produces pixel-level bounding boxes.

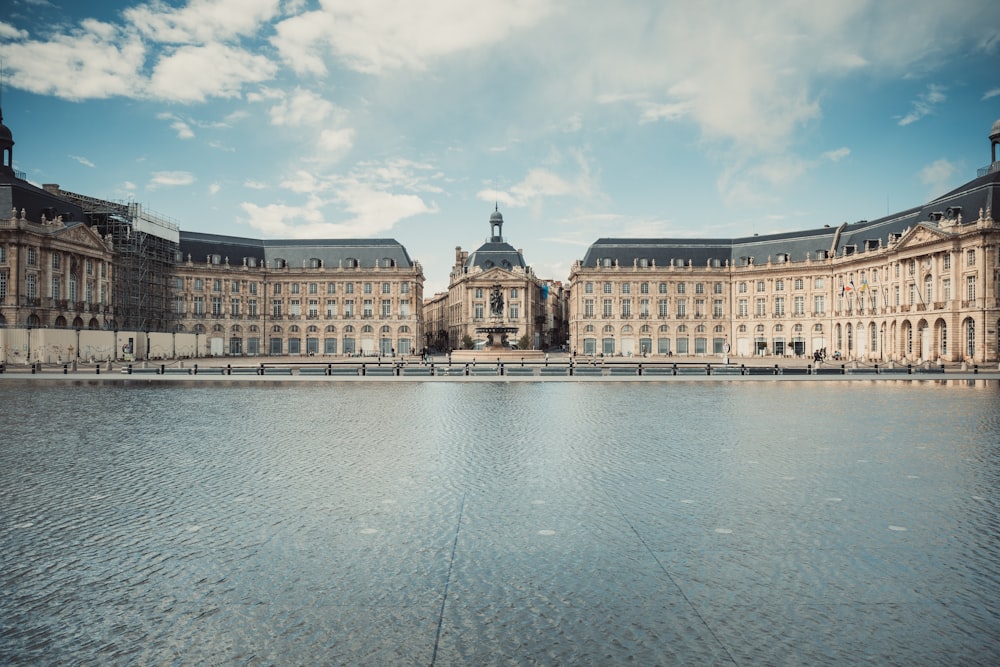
[423,208,565,351]
[173,232,424,357]
[0,106,116,331]
[568,120,1000,363]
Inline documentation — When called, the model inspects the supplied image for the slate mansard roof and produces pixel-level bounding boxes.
[582,155,1000,270]
[179,231,417,270]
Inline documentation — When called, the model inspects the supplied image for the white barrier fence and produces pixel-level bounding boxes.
[0,328,200,364]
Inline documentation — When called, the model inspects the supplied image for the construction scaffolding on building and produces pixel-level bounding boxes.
[49,187,179,332]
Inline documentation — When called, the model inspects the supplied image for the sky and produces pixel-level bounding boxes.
[1,0,999,295]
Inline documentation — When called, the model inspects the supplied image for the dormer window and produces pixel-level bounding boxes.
[345,258,358,268]
[309,258,322,269]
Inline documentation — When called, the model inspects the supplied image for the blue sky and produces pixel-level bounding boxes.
[2,0,999,294]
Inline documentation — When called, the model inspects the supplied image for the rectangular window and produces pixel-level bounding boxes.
[584,282,593,294]
[603,299,613,318]
[603,282,612,294]
[52,253,60,270]
[511,287,519,298]
[509,304,519,319]
[290,299,301,317]
[174,295,184,314]
[474,303,484,319]
[738,299,748,318]
[475,287,483,298]
[231,298,240,317]
[194,278,204,291]
[640,282,649,294]
[212,297,222,316]
[326,300,337,317]
[942,279,951,301]
[640,299,650,317]
[584,299,594,318]
[249,282,258,295]
[0,246,5,263]
[51,277,60,300]
[364,282,373,294]
[346,283,354,294]
[401,282,410,294]
[382,282,391,294]
[621,283,630,295]
[231,281,240,293]
[774,297,785,316]
[27,247,37,265]
[676,299,687,317]
[967,249,976,266]
[213,279,222,292]
[194,296,205,315]
[943,254,951,269]
[308,300,319,318]
[695,283,705,294]
[271,299,282,317]
[677,283,686,294]
[813,295,824,315]
[272,283,281,295]
[658,282,667,294]
[247,299,258,317]
[793,296,804,315]
[327,282,337,294]
[363,299,373,318]
[967,276,976,301]
[658,299,668,317]
[621,299,631,318]
[26,274,37,299]
[344,299,355,317]
[0,272,8,301]
[755,298,766,317]
[400,299,410,317]
[381,299,391,318]
[713,299,723,318]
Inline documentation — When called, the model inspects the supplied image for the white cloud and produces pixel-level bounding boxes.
[271,0,555,75]
[124,0,280,45]
[268,87,337,126]
[146,43,277,102]
[0,22,29,40]
[0,24,145,100]
[209,183,221,195]
[148,171,195,190]
[984,87,1000,100]
[897,84,946,126]
[244,180,268,190]
[919,158,957,197]
[823,147,851,162]
[70,155,96,168]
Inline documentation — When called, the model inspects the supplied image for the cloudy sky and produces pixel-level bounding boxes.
[2,0,998,293]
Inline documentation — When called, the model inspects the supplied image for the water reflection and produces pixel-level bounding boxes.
[2,382,998,665]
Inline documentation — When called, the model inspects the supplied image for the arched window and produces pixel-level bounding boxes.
[326,325,337,333]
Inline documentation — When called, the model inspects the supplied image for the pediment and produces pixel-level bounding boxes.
[55,224,110,254]
[894,223,952,250]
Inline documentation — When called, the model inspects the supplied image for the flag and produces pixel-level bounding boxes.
[860,278,869,292]
[843,280,855,295]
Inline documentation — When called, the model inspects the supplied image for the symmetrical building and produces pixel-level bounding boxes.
[569,120,1000,363]
[2,97,998,363]
[172,233,423,357]
[423,207,566,351]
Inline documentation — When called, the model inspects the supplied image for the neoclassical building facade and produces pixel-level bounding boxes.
[568,121,1000,363]
[1,107,116,331]
[423,208,565,351]
[174,233,424,357]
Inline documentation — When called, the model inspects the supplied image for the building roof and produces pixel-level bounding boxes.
[464,208,529,271]
[581,149,1000,270]
[179,231,417,269]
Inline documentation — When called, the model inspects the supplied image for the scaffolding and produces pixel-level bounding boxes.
[54,188,179,332]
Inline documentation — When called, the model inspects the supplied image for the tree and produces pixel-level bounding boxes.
[461,333,474,350]
[518,334,531,350]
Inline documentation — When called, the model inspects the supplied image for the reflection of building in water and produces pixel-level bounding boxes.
[568,119,1000,363]
[423,207,566,351]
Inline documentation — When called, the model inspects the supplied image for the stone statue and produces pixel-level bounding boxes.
[489,283,504,318]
